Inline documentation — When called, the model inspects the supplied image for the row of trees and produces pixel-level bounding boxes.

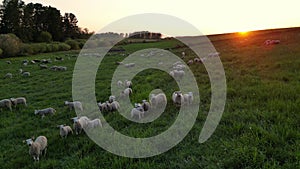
[0,0,92,42]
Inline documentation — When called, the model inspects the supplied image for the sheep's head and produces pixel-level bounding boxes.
[34,110,39,115]
[71,117,79,123]
[64,101,69,105]
[25,138,34,146]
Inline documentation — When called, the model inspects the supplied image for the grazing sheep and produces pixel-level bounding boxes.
[110,101,120,112]
[187,60,193,65]
[41,59,51,64]
[150,93,167,109]
[50,66,58,71]
[24,136,47,161]
[30,60,36,64]
[72,116,90,135]
[181,51,185,58]
[4,73,12,79]
[64,101,83,111]
[22,72,31,77]
[124,80,132,88]
[98,102,107,112]
[0,99,12,111]
[56,66,67,71]
[55,57,63,61]
[131,104,144,119]
[115,61,124,65]
[117,80,123,87]
[124,63,135,68]
[169,70,185,79]
[109,96,116,103]
[86,118,102,129]
[194,58,201,63]
[120,88,133,99]
[142,100,151,112]
[19,69,23,74]
[173,64,186,70]
[58,125,73,138]
[33,59,41,63]
[34,108,56,118]
[6,61,12,64]
[39,64,48,69]
[183,92,194,105]
[172,91,184,106]
[10,97,27,108]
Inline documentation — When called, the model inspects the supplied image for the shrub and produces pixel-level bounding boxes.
[0,48,2,56]
[65,39,80,50]
[36,31,52,43]
[58,43,71,51]
[0,34,22,57]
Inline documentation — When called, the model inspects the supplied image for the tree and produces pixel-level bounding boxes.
[63,13,79,39]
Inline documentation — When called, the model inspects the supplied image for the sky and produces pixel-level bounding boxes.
[23,0,300,36]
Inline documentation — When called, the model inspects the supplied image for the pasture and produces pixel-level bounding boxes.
[0,28,299,168]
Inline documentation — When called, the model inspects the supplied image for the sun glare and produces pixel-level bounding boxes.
[239,31,249,36]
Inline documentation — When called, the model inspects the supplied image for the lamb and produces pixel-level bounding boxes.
[110,101,120,112]
[109,95,116,103]
[187,60,193,65]
[120,88,133,99]
[34,108,56,118]
[4,73,12,79]
[142,100,151,112]
[124,80,132,88]
[39,64,48,69]
[98,102,107,112]
[131,103,144,119]
[183,92,194,105]
[172,91,184,106]
[24,136,47,161]
[64,101,83,111]
[10,97,27,108]
[58,125,73,138]
[0,99,12,111]
[117,80,123,87]
[86,118,102,129]
[169,70,185,79]
[150,93,167,109]
[71,116,90,135]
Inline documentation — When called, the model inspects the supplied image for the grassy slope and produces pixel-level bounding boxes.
[0,28,299,169]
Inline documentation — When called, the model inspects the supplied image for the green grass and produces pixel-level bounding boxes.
[0,28,300,168]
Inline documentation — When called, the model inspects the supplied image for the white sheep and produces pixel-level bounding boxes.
[173,64,186,70]
[39,64,48,69]
[109,101,120,112]
[169,70,185,79]
[98,102,107,112]
[0,99,12,111]
[142,100,151,112]
[194,58,201,63]
[4,73,12,79]
[22,71,30,77]
[131,104,144,119]
[58,125,73,138]
[108,95,116,103]
[64,101,83,111]
[125,63,135,68]
[34,108,56,118]
[187,60,193,65]
[57,66,67,71]
[150,93,167,109]
[24,136,47,161]
[172,91,184,106]
[117,80,123,87]
[124,80,132,88]
[120,88,132,99]
[6,61,12,64]
[86,118,102,129]
[181,51,185,58]
[10,97,27,108]
[71,116,90,135]
[183,92,194,105]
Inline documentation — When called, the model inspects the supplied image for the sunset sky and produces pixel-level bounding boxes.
[23,0,300,36]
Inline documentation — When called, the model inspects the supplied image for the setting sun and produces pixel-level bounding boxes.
[239,31,249,36]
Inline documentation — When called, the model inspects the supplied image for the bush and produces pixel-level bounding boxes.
[36,31,52,43]
[58,43,71,51]
[65,39,80,50]
[0,48,2,56]
[0,34,22,57]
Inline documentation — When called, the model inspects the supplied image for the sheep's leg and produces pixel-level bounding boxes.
[44,147,47,157]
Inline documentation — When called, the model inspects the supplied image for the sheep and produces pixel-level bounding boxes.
[120,88,133,99]
[142,100,151,112]
[0,99,12,111]
[4,73,12,79]
[22,60,29,64]
[10,97,27,108]
[194,58,201,63]
[150,93,167,109]
[34,108,56,118]
[173,64,186,70]
[124,80,132,88]
[117,80,123,87]
[208,52,220,57]
[98,102,107,112]
[86,118,102,129]
[183,92,194,105]
[30,60,36,64]
[110,101,120,112]
[169,70,185,79]
[39,64,48,69]
[64,101,83,111]
[187,60,193,65]
[6,61,12,64]
[181,51,185,58]
[58,125,73,138]
[56,66,67,71]
[19,69,23,74]
[50,66,58,71]
[55,57,63,61]
[172,91,184,106]
[115,61,124,65]
[124,63,135,68]
[24,136,47,161]
[33,59,41,63]
[41,59,51,64]
[71,116,91,134]
[109,95,116,103]
[131,104,144,119]
[22,71,31,77]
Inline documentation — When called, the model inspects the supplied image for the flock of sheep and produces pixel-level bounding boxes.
[3,57,68,79]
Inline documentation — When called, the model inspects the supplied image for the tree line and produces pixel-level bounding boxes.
[0,0,93,42]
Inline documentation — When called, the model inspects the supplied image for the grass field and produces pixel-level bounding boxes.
[0,27,299,169]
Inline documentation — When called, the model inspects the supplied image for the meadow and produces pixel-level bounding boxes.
[0,28,299,169]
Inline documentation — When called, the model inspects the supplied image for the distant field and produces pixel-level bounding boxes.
[0,28,299,169]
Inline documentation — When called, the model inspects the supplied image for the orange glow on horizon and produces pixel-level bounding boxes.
[238,31,249,36]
